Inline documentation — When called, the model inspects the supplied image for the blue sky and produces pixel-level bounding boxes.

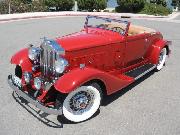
[107,0,118,8]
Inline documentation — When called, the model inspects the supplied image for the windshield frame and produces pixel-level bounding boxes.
[84,15,130,36]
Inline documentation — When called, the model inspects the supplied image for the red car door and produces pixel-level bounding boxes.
[124,34,147,66]
[112,42,126,68]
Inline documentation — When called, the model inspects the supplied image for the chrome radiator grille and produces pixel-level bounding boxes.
[40,44,55,77]
[40,39,65,79]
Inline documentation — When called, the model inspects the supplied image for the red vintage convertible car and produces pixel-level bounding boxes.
[8,15,171,122]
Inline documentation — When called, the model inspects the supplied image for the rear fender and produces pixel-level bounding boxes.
[54,67,134,95]
[11,48,32,72]
[149,40,171,65]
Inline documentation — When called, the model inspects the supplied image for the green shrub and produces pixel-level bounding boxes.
[30,0,47,12]
[0,1,8,14]
[13,0,31,13]
[150,0,167,7]
[111,9,116,13]
[116,0,145,13]
[0,0,75,13]
[45,0,74,11]
[0,0,48,14]
[171,0,180,9]
[139,3,172,16]
[103,9,109,12]
[77,0,107,12]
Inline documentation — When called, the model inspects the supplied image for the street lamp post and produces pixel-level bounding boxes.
[8,0,11,14]
[74,0,78,12]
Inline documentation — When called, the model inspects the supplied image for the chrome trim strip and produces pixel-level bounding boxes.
[8,75,62,115]
[134,65,156,80]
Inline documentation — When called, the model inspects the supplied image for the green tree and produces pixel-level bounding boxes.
[150,0,167,7]
[0,0,47,14]
[140,2,172,15]
[9,0,47,13]
[171,0,180,9]
[116,0,145,13]
[0,1,8,14]
[9,0,30,13]
[77,0,107,11]
[45,0,74,11]
[30,0,47,12]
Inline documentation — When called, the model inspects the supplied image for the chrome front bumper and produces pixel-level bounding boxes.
[8,75,62,115]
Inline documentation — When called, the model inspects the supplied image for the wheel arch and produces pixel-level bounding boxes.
[148,40,171,65]
[164,44,170,55]
[82,79,107,97]
[54,67,134,95]
[11,48,32,72]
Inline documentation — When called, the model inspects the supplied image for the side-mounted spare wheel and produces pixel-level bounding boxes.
[62,83,102,122]
[155,48,167,71]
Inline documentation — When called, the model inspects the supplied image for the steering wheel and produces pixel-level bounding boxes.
[112,27,125,35]
[96,24,108,29]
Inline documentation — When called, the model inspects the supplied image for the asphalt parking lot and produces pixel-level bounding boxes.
[0,16,180,135]
[175,14,180,20]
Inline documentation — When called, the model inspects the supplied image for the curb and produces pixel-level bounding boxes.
[0,11,177,22]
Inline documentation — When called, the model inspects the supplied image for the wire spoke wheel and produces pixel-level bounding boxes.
[63,85,101,122]
[69,91,94,115]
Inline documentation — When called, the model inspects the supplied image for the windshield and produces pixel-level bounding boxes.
[85,16,129,36]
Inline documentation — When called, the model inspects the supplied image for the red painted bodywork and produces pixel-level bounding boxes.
[11,48,32,72]
[54,67,134,95]
[56,28,124,51]
[10,18,171,96]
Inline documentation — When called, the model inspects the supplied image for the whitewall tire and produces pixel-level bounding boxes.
[156,48,167,71]
[63,85,101,122]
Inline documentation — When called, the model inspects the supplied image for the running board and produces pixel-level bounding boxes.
[125,64,156,80]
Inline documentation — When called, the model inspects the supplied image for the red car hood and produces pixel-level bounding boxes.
[56,28,123,51]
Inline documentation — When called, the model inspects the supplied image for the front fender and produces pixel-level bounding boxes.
[11,48,32,72]
[149,40,171,64]
[54,67,134,95]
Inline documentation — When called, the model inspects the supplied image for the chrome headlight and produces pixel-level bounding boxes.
[28,47,40,61]
[55,58,68,74]
[34,77,42,90]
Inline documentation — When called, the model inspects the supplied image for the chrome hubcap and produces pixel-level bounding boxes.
[69,91,94,114]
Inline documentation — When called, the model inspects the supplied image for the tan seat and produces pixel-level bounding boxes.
[128,25,156,36]
[102,22,156,36]
[104,22,126,31]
